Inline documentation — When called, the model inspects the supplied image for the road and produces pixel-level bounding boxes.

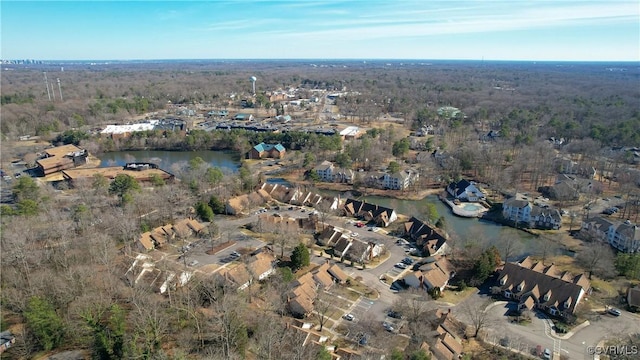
[454,290,640,360]
[206,202,639,360]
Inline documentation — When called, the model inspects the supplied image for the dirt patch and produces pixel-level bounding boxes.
[206,240,236,255]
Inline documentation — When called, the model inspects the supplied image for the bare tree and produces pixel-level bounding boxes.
[536,236,558,265]
[313,290,333,332]
[576,242,616,280]
[496,233,523,263]
[458,299,494,338]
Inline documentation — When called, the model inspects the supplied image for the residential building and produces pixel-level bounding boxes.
[580,217,615,242]
[446,179,485,202]
[247,249,276,281]
[327,264,348,284]
[502,196,532,224]
[123,254,192,294]
[333,237,353,258]
[35,144,88,176]
[313,161,354,184]
[502,194,561,229]
[494,256,591,317]
[136,218,204,251]
[225,191,271,215]
[580,217,640,253]
[402,256,455,292]
[234,113,254,121]
[342,199,397,227]
[248,142,286,159]
[218,264,252,291]
[555,157,597,179]
[404,217,449,256]
[383,169,419,190]
[287,273,317,317]
[0,331,15,354]
[345,239,384,263]
[314,161,334,182]
[530,207,562,230]
[609,221,640,253]
[420,309,463,360]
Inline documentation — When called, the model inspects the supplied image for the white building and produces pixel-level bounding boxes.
[383,170,419,190]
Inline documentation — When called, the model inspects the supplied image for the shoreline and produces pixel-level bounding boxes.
[287,179,445,201]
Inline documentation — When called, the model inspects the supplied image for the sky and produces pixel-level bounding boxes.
[1,1,639,61]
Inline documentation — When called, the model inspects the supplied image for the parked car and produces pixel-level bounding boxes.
[607,308,621,316]
[382,322,394,332]
[388,310,403,319]
[188,260,199,267]
[543,348,551,359]
[343,313,354,321]
[402,257,414,265]
[395,263,407,270]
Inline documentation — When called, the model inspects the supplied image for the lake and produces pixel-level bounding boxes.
[99,150,240,173]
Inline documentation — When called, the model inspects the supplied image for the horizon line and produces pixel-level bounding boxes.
[3,58,640,64]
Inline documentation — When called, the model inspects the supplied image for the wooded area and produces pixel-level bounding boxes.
[1,60,639,359]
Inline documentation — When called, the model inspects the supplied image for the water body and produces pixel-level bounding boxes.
[99,150,240,173]
[98,148,538,258]
[341,193,539,259]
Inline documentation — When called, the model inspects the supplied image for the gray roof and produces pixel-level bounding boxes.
[503,197,530,209]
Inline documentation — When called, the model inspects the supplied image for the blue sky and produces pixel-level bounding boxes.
[2,1,639,61]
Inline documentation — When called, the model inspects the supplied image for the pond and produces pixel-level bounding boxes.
[99,150,241,173]
[328,191,541,260]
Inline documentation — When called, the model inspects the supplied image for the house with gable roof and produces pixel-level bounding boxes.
[342,199,397,227]
[402,256,455,292]
[494,256,591,317]
[248,142,286,159]
[580,217,640,253]
[446,179,485,202]
[404,216,449,256]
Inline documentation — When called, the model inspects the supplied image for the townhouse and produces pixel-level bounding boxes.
[581,217,640,253]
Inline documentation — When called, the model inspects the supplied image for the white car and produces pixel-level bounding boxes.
[395,263,408,269]
[343,313,354,321]
[607,308,621,316]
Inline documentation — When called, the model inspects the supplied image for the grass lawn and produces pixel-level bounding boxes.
[439,287,477,305]
[331,285,362,302]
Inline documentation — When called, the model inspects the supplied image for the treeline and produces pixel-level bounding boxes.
[70,129,343,155]
[2,62,639,148]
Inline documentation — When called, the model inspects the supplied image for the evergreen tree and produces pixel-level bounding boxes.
[24,296,65,351]
[196,201,214,222]
[291,243,310,270]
